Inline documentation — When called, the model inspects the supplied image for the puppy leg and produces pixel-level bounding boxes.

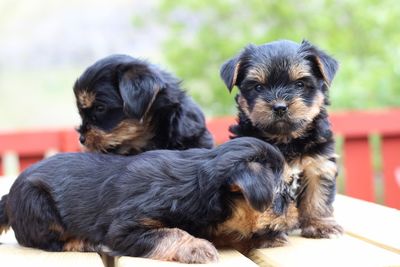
[297,156,343,238]
[107,227,218,263]
[9,187,66,251]
[146,228,219,263]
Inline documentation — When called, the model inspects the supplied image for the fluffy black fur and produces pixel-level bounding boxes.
[220,40,343,238]
[0,137,296,263]
[74,54,213,154]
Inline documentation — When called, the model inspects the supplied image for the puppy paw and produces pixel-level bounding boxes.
[301,219,343,238]
[175,238,219,264]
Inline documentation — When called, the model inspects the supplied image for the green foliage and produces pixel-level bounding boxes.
[143,0,400,116]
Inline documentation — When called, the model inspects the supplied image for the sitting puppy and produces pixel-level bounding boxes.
[220,40,343,238]
[0,137,298,263]
[73,55,213,154]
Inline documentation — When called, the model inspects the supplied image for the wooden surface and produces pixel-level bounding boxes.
[0,231,256,267]
[334,195,400,253]
[117,250,258,267]
[250,234,400,267]
[0,232,104,267]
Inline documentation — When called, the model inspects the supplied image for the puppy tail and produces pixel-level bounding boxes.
[0,194,10,235]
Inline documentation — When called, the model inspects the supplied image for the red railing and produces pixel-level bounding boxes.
[1,109,400,209]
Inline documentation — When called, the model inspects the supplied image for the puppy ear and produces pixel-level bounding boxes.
[119,69,162,120]
[229,165,275,212]
[220,56,241,92]
[300,40,339,86]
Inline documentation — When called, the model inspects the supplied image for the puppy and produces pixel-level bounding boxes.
[73,55,214,154]
[220,40,343,238]
[0,137,298,263]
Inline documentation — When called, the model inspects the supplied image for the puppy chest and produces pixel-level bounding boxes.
[289,155,338,183]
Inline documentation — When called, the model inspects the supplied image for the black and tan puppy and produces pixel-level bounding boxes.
[0,137,298,263]
[74,55,213,154]
[220,40,343,238]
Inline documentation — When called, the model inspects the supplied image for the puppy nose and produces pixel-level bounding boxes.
[79,135,86,144]
[273,103,288,115]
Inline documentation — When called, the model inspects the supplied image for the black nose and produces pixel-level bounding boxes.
[79,135,86,144]
[273,103,288,115]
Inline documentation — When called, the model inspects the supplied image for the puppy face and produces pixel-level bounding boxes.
[221,40,338,140]
[74,55,164,153]
[211,137,299,239]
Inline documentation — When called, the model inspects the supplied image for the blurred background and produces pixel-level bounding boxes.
[1,0,399,130]
[0,0,399,205]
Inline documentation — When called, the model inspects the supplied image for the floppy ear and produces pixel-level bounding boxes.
[119,69,163,120]
[220,56,241,92]
[229,165,275,212]
[300,40,339,86]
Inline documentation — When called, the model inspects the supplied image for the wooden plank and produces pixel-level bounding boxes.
[334,194,400,253]
[250,234,400,267]
[1,216,256,267]
[330,108,400,138]
[206,116,235,144]
[343,137,375,202]
[117,249,258,267]
[381,135,400,209]
[59,130,81,152]
[0,230,104,267]
[19,155,44,172]
[0,130,60,154]
[0,244,104,267]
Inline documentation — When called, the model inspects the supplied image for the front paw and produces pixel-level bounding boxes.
[301,218,343,238]
[175,238,219,264]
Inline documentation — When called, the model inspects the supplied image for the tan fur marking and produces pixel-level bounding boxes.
[63,239,86,252]
[246,67,267,83]
[83,119,154,154]
[315,56,331,86]
[0,225,10,235]
[289,91,324,123]
[78,91,96,109]
[291,154,337,218]
[230,184,242,192]
[147,228,218,264]
[140,218,164,228]
[232,62,241,87]
[216,199,298,239]
[237,95,251,117]
[49,223,65,234]
[287,154,343,237]
[249,98,274,126]
[288,63,312,81]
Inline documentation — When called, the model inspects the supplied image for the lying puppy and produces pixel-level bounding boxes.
[220,40,343,238]
[0,137,298,263]
[74,55,214,154]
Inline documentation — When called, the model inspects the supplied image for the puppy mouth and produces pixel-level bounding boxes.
[256,117,305,136]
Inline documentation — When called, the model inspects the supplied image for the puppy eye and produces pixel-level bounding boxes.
[295,81,305,88]
[254,85,263,92]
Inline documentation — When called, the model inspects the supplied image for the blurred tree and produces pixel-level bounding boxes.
[140,0,400,116]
